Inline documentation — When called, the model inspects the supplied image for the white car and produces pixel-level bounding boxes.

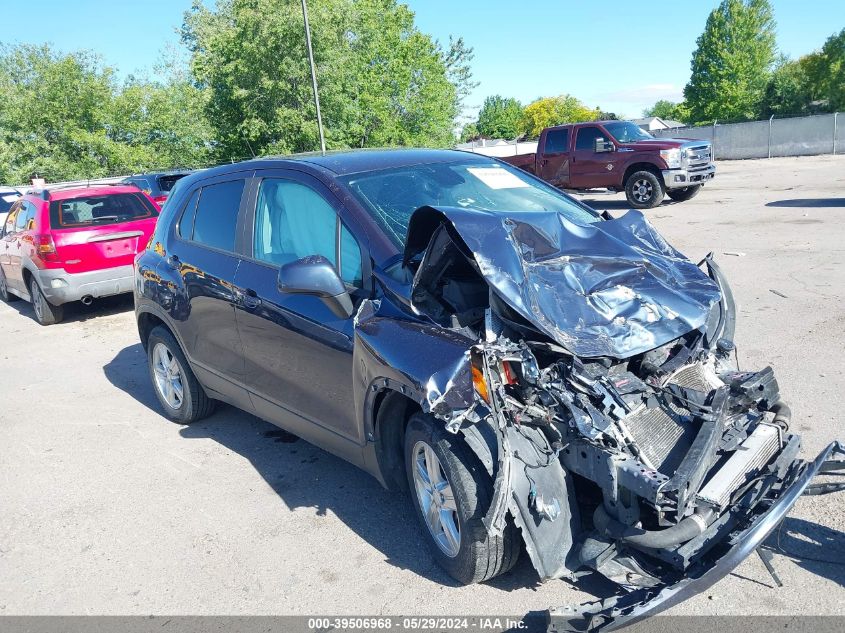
[0,186,21,227]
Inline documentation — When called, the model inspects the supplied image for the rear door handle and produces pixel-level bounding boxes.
[240,288,261,309]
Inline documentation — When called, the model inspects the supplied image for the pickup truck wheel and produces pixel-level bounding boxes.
[146,325,216,424]
[0,269,18,302]
[667,185,702,202]
[30,278,63,325]
[404,412,519,584]
[625,170,664,209]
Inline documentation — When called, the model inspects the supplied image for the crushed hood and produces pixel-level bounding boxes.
[403,206,721,358]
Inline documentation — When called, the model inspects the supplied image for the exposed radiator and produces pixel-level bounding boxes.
[621,364,722,475]
[697,423,781,510]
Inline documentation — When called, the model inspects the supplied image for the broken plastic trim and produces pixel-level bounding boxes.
[547,441,845,632]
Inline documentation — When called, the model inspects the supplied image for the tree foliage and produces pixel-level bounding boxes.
[0,44,214,184]
[684,0,776,123]
[181,0,472,157]
[520,95,599,138]
[475,95,523,139]
[815,28,845,112]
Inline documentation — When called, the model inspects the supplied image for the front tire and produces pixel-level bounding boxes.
[667,185,702,202]
[625,170,665,209]
[146,325,215,424]
[30,278,63,325]
[404,412,519,584]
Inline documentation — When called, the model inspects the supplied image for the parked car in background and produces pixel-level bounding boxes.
[0,186,21,227]
[501,120,715,208]
[0,184,159,324]
[134,149,842,631]
[122,171,192,208]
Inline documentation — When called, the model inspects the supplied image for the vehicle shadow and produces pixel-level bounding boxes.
[763,515,845,587]
[4,292,134,325]
[102,343,555,593]
[766,198,845,208]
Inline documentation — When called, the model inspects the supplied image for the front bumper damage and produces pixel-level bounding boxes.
[548,441,845,632]
[389,204,845,632]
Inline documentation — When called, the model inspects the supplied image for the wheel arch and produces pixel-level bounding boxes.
[370,386,422,492]
[622,161,663,187]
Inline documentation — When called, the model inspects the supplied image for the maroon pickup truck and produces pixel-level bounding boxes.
[502,120,715,208]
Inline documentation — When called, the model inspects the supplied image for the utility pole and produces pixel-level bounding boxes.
[301,0,326,155]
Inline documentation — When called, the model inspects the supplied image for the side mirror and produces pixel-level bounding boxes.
[594,137,614,153]
[277,255,354,319]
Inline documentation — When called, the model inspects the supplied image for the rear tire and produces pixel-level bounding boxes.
[146,325,215,424]
[404,412,519,584]
[0,269,18,303]
[30,278,63,325]
[625,170,665,209]
[667,185,702,202]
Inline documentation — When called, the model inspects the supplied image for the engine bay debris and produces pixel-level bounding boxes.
[398,205,845,631]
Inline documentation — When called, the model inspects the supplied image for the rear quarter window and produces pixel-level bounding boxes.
[49,192,158,229]
[186,180,245,252]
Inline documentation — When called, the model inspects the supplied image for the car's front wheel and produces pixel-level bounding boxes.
[404,412,519,584]
[146,325,215,423]
[30,278,63,325]
[625,170,665,209]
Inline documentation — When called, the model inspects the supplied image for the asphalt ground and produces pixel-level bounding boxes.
[1,154,843,624]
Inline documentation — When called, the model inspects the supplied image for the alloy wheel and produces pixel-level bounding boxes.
[412,441,461,558]
[31,281,44,321]
[152,342,185,410]
[633,178,654,203]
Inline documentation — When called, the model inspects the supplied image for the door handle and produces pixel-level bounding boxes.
[239,288,261,309]
[167,254,180,268]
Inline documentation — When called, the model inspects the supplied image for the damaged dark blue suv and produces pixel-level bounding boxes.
[134,149,844,631]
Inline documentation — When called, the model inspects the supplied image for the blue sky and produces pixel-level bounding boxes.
[2,0,843,120]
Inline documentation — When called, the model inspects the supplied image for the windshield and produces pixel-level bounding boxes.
[342,160,599,249]
[49,192,158,229]
[604,122,654,143]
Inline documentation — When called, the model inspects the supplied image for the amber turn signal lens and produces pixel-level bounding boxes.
[472,364,490,404]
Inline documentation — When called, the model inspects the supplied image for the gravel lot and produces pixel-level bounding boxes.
[1,155,844,622]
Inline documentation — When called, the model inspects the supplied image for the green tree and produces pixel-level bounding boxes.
[760,56,813,116]
[519,94,599,138]
[684,0,776,123]
[459,122,480,142]
[643,100,677,119]
[475,95,523,139]
[181,0,472,157]
[0,43,214,184]
[643,99,690,123]
[815,28,845,111]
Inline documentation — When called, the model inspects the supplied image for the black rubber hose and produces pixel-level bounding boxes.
[593,504,713,550]
[769,401,791,430]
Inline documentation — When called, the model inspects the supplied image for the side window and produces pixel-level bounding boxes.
[575,126,605,151]
[190,180,245,252]
[253,178,363,287]
[545,128,570,154]
[4,202,22,235]
[177,188,201,239]
[15,202,34,231]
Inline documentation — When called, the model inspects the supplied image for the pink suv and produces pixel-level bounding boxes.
[0,184,159,324]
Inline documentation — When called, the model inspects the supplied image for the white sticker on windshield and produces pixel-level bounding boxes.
[2,194,18,202]
[467,167,530,190]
